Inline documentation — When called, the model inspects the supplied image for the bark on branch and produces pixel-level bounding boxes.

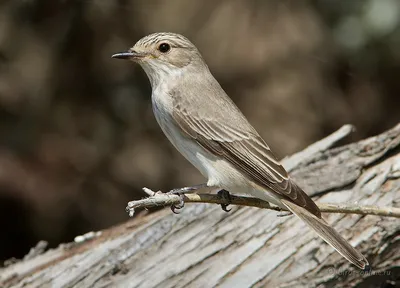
[1,124,400,288]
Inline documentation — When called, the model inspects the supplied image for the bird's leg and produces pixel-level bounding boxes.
[217,189,232,212]
[167,183,208,195]
[166,183,208,214]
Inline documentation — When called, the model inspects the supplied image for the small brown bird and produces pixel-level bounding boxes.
[112,32,370,270]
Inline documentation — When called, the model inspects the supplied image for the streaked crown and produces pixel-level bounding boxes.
[135,32,197,50]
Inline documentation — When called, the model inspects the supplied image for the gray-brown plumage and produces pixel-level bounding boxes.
[170,83,321,218]
[112,32,369,270]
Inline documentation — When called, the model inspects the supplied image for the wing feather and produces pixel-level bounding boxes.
[171,91,320,217]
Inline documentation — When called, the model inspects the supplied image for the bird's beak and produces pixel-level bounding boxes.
[111,51,146,60]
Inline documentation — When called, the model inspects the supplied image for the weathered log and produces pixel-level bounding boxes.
[1,124,399,288]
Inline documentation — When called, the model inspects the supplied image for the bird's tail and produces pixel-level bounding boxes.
[280,199,370,270]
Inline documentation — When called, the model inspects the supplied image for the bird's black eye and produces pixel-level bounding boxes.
[158,43,171,53]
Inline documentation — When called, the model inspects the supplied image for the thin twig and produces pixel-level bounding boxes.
[126,188,400,218]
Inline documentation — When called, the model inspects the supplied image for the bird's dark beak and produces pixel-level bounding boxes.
[111,51,145,60]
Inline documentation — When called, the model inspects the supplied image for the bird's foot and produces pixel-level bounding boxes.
[170,193,185,214]
[166,184,207,214]
[217,189,232,212]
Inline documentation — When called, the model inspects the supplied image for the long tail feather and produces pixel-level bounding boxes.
[280,199,370,270]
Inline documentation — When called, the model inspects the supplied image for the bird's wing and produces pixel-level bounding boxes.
[171,88,321,217]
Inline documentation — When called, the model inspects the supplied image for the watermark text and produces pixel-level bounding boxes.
[327,267,391,277]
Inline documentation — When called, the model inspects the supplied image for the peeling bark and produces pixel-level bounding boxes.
[1,124,399,288]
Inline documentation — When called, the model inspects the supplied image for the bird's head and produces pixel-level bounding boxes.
[112,32,206,86]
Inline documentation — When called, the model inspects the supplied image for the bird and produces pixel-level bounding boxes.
[112,32,370,270]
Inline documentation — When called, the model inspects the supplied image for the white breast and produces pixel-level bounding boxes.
[152,89,252,190]
[151,88,210,177]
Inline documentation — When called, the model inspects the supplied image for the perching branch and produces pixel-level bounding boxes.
[126,124,400,220]
[126,187,400,218]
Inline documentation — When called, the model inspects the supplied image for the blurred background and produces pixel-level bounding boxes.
[0,0,399,263]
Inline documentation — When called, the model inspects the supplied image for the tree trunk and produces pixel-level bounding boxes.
[1,124,400,288]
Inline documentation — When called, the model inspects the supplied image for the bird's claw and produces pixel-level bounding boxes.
[170,193,185,214]
[221,203,231,212]
[218,189,232,212]
[166,184,207,214]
